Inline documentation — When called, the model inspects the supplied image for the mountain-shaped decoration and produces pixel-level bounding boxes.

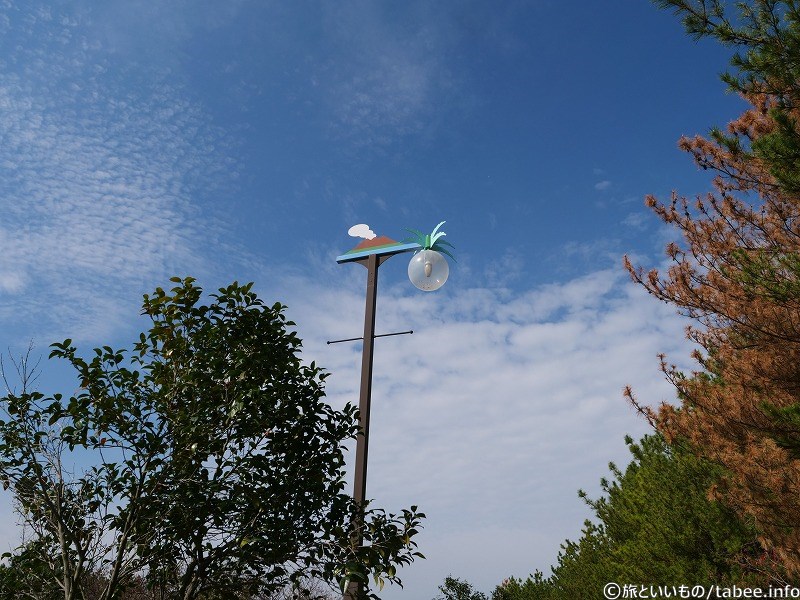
[336,224,421,264]
[349,235,405,253]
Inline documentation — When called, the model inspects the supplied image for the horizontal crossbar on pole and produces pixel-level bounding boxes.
[326,330,413,345]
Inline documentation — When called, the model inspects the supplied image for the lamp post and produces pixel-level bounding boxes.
[335,222,453,599]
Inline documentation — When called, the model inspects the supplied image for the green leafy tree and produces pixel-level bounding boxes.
[0,278,424,600]
[433,576,488,600]
[0,540,61,600]
[491,435,764,600]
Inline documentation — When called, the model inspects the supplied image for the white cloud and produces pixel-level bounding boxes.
[0,2,235,344]
[595,180,612,190]
[267,266,696,598]
[622,211,649,230]
[316,3,456,150]
[0,260,697,597]
[0,270,26,294]
[483,247,524,288]
[561,239,622,267]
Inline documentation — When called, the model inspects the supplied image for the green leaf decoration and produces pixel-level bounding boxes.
[404,221,455,259]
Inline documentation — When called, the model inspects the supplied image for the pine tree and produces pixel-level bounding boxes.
[491,435,761,599]
[625,0,800,575]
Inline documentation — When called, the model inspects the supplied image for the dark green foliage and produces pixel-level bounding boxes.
[728,248,800,303]
[491,435,763,600]
[652,1,800,96]
[0,541,61,600]
[0,278,424,600]
[654,0,800,195]
[759,402,800,459]
[580,436,755,584]
[489,573,551,600]
[433,576,488,600]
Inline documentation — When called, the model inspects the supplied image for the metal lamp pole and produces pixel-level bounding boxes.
[335,224,452,600]
[336,247,415,600]
[351,251,381,523]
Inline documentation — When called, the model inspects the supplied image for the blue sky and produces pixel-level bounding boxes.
[0,1,750,597]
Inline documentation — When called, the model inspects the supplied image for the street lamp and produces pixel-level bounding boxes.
[405,221,454,292]
[334,221,454,599]
[408,249,449,291]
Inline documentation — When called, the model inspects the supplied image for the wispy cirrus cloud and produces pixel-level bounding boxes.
[0,2,236,343]
[315,3,458,151]
[594,179,612,190]
[622,211,650,231]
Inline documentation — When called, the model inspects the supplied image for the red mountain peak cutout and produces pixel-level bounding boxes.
[352,235,398,250]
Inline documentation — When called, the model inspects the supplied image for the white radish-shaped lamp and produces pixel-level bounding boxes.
[406,221,455,292]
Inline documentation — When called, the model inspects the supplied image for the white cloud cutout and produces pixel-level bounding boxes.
[348,223,377,240]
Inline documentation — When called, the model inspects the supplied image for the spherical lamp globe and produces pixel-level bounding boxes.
[408,249,448,291]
